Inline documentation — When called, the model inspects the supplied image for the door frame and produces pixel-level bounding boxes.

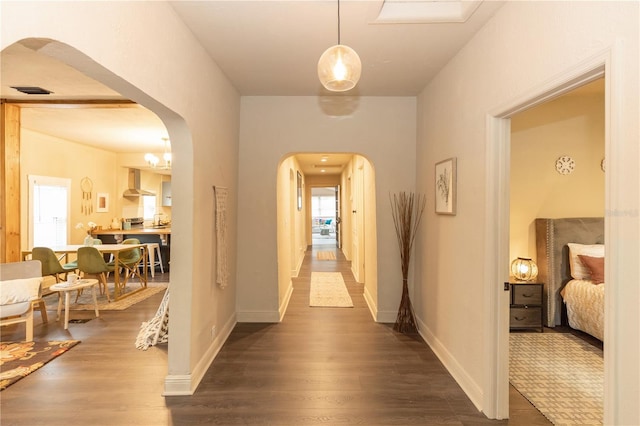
[484,49,616,419]
[334,184,341,248]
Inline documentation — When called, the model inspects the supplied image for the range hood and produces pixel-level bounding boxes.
[122,169,155,197]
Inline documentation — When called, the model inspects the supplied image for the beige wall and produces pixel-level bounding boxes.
[275,155,306,319]
[3,1,241,395]
[362,156,378,312]
[415,1,638,421]
[20,127,172,245]
[237,96,416,322]
[510,83,605,261]
[20,128,117,246]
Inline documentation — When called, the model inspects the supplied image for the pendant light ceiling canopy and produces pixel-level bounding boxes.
[317,0,361,92]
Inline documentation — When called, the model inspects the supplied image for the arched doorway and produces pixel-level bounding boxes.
[276,152,377,319]
[1,38,191,391]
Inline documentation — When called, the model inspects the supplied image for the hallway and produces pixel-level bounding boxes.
[166,245,546,425]
[1,246,548,424]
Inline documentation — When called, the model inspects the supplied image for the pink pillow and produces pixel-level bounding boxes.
[578,255,605,284]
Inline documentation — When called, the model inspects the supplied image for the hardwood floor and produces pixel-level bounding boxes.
[1,247,549,425]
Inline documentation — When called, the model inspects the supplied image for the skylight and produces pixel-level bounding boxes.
[375,0,483,24]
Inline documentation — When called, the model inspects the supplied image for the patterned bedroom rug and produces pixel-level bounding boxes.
[43,283,167,311]
[0,340,80,390]
[309,272,353,307]
[317,251,336,260]
[510,332,603,425]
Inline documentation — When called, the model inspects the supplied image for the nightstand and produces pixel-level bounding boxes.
[509,282,543,332]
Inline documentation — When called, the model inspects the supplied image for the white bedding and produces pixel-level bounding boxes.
[561,279,604,341]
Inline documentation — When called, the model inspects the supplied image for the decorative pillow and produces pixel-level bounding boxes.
[567,243,604,280]
[0,277,43,304]
[578,255,605,284]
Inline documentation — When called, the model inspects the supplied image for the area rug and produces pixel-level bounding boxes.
[510,332,603,425]
[317,251,336,260]
[309,272,353,307]
[0,340,80,390]
[43,283,167,311]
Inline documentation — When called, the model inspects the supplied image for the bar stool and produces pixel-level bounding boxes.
[144,243,164,278]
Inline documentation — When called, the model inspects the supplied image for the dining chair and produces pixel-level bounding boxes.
[77,246,115,302]
[118,238,145,285]
[31,247,76,283]
[66,239,103,271]
[30,247,78,322]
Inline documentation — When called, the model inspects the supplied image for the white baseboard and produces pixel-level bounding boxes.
[362,286,377,321]
[236,309,281,322]
[162,374,192,396]
[415,315,483,411]
[163,313,236,396]
[279,280,294,321]
[362,285,396,323]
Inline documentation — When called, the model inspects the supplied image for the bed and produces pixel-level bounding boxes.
[535,217,604,341]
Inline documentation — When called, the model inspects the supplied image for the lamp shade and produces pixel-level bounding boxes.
[317,44,361,92]
[511,257,539,281]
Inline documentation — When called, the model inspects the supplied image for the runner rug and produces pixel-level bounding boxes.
[43,283,167,311]
[309,272,353,307]
[509,332,603,425]
[317,251,336,260]
[0,340,80,390]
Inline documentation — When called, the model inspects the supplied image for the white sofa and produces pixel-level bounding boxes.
[0,260,44,341]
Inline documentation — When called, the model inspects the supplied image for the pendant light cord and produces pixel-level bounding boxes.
[337,0,341,45]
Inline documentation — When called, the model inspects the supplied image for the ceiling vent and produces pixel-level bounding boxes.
[10,86,53,95]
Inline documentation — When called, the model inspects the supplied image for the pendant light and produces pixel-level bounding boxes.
[317,0,361,92]
[144,137,172,170]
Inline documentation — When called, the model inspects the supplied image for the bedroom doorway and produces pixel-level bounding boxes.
[508,78,605,423]
[484,57,616,420]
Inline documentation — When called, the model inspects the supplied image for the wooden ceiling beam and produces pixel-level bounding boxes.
[1,99,137,109]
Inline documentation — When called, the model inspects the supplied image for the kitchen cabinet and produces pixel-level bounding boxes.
[162,181,172,206]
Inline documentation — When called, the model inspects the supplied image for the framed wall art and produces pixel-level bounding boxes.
[96,192,109,213]
[435,157,456,215]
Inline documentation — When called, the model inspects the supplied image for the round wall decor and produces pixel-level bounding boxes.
[555,156,575,175]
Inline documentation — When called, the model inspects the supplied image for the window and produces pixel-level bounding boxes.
[143,195,157,221]
[28,175,71,247]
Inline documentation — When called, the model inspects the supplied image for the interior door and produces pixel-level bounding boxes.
[351,161,364,282]
[334,185,341,248]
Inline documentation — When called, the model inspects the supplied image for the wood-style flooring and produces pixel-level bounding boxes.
[0,245,550,425]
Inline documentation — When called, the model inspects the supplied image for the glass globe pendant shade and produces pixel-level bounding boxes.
[317,44,361,92]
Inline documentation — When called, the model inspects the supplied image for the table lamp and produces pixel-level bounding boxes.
[511,257,538,281]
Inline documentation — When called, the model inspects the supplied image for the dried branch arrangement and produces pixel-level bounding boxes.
[389,191,427,334]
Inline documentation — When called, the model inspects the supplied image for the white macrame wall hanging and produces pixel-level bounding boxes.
[213,186,229,289]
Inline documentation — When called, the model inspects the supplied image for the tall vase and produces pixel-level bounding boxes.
[83,233,94,246]
[393,277,417,334]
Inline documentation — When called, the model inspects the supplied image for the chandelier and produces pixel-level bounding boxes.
[145,138,172,169]
[317,0,361,92]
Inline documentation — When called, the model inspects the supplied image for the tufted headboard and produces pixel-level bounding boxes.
[535,217,604,327]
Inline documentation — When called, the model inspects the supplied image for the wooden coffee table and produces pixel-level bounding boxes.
[50,279,100,330]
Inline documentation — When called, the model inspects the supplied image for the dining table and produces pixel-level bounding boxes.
[22,244,148,301]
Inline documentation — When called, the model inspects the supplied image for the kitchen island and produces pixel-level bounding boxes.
[91,227,171,236]
[92,228,171,272]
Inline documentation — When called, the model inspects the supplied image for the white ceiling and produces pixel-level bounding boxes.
[0,0,505,173]
[169,0,504,96]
